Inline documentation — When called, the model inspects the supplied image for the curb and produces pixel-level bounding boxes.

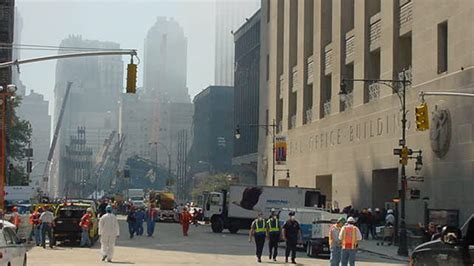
[359,247,410,263]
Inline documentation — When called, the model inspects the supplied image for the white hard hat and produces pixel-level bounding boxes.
[375,208,380,212]
[347,217,356,223]
[368,208,372,212]
[387,209,394,214]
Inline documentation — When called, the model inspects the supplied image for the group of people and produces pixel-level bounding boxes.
[126,204,159,238]
[329,217,363,266]
[28,206,55,249]
[248,210,302,264]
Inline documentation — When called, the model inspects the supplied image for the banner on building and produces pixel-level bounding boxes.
[275,136,287,164]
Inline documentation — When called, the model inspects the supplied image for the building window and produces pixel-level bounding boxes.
[437,21,448,74]
[266,54,269,81]
[267,0,270,23]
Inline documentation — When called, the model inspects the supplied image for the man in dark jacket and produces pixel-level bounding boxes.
[126,207,137,238]
[282,211,302,264]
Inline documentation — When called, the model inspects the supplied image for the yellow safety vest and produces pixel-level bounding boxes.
[267,218,279,232]
[255,219,266,234]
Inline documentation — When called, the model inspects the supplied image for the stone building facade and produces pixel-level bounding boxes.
[259,0,474,223]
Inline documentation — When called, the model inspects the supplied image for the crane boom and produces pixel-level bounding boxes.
[42,81,72,193]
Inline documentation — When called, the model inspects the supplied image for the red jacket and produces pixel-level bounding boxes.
[79,213,91,229]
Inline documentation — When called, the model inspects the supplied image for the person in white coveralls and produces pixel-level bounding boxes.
[99,205,120,262]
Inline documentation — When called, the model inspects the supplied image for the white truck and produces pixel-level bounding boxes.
[279,208,346,257]
[5,186,36,202]
[204,185,325,234]
[125,189,145,208]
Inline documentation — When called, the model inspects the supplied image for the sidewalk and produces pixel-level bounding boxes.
[358,239,410,263]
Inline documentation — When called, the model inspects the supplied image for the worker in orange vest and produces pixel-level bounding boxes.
[329,217,346,266]
[10,207,21,232]
[79,208,93,247]
[180,207,192,236]
[338,216,363,266]
[29,208,43,246]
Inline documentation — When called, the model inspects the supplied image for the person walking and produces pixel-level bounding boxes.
[10,207,21,233]
[29,208,42,246]
[146,204,158,237]
[99,205,120,263]
[126,207,137,239]
[249,212,266,263]
[39,206,55,249]
[266,210,280,262]
[135,207,146,236]
[282,211,302,264]
[79,208,93,247]
[329,217,346,266]
[180,207,192,236]
[339,216,363,266]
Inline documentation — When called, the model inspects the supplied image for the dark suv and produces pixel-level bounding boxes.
[410,214,474,266]
[53,202,98,245]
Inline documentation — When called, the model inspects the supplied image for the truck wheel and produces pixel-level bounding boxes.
[228,223,239,234]
[306,242,314,257]
[211,217,224,233]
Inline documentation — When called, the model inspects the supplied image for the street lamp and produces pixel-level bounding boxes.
[235,120,277,186]
[340,70,413,256]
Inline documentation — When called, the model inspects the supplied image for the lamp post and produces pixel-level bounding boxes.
[235,119,277,186]
[340,70,412,256]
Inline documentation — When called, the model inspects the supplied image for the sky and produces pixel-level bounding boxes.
[15,0,258,113]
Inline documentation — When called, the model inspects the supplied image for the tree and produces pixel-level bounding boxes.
[192,173,232,199]
[6,97,32,186]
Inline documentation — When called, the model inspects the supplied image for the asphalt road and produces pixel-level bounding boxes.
[27,216,405,265]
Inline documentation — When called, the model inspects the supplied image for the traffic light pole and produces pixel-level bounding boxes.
[340,70,412,256]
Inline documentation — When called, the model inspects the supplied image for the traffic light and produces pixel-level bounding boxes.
[415,103,429,131]
[400,146,410,165]
[126,62,137,94]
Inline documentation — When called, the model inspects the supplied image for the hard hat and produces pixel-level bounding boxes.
[105,205,113,213]
[12,207,17,212]
[337,217,346,224]
[368,208,372,212]
[375,208,380,212]
[86,208,92,212]
[347,217,356,223]
[387,209,394,214]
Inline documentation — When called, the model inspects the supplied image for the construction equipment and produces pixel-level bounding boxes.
[42,81,72,195]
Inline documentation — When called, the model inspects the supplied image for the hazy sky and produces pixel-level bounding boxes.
[15,0,258,113]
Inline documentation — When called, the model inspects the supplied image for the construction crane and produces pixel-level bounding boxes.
[41,81,72,196]
[91,131,116,198]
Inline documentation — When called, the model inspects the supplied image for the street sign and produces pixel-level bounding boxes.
[407,176,424,182]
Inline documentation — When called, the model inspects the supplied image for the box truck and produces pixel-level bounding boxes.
[204,185,325,234]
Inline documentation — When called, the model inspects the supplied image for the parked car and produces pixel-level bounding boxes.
[53,201,99,245]
[0,220,27,266]
[410,214,474,266]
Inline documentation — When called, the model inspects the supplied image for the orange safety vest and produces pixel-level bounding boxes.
[340,225,358,249]
[79,213,91,229]
[11,213,21,227]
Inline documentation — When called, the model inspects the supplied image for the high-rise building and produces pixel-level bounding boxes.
[260,0,474,223]
[53,35,123,196]
[232,10,260,184]
[17,90,51,189]
[214,0,259,86]
[12,7,25,96]
[143,17,189,103]
[0,0,14,88]
[142,17,193,182]
[189,86,234,174]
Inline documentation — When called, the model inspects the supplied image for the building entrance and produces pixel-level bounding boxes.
[372,168,398,209]
[315,175,332,208]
